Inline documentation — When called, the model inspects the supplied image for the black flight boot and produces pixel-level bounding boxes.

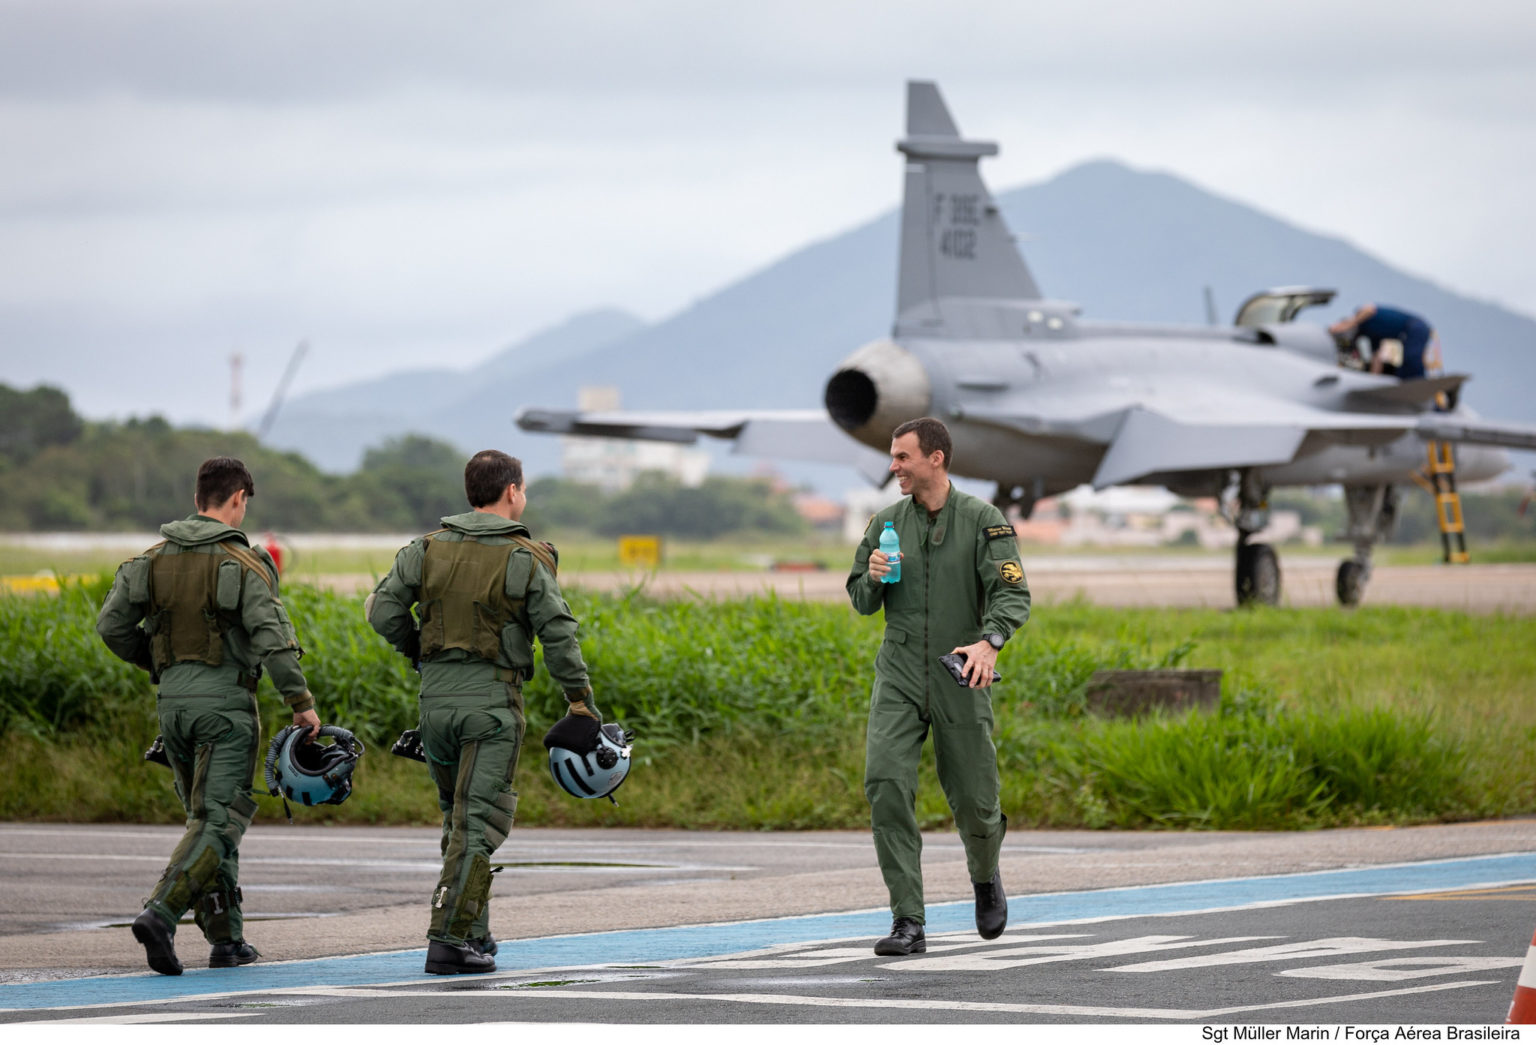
[468,933,498,957]
[873,917,926,956]
[209,941,261,968]
[425,939,497,975]
[131,908,183,976]
[974,869,1008,940]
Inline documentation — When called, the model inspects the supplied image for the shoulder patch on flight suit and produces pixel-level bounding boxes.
[998,560,1025,585]
[984,524,1015,541]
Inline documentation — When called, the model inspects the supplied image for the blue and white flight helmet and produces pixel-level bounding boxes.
[548,722,634,804]
[264,724,364,812]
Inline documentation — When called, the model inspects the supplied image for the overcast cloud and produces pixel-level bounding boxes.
[0,0,1532,428]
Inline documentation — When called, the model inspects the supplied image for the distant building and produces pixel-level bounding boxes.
[1012,499,1069,545]
[1043,487,1320,548]
[842,486,905,543]
[559,386,710,492]
[792,491,845,532]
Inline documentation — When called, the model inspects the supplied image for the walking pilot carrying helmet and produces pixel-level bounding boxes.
[95,456,324,976]
[366,448,614,977]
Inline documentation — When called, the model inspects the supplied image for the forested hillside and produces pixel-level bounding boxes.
[0,384,811,537]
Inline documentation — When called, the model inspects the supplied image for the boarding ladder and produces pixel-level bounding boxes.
[1420,440,1469,563]
[1412,339,1469,564]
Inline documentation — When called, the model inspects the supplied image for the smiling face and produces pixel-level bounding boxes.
[888,431,946,504]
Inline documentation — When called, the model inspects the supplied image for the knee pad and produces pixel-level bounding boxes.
[159,844,222,915]
[483,789,517,852]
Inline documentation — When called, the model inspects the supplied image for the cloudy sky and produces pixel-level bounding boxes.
[1,0,1533,428]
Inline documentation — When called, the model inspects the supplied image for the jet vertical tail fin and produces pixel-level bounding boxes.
[895,81,1042,338]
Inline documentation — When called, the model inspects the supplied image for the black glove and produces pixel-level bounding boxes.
[143,734,171,768]
[390,729,426,763]
[543,711,602,754]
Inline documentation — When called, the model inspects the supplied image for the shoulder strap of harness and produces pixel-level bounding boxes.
[508,535,557,582]
[218,541,276,589]
[135,540,169,607]
[427,528,555,585]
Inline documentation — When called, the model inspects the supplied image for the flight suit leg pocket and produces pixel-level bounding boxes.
[874,627,907,676]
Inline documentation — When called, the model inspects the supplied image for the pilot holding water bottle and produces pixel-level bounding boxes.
[878,521,903,582]
[847,417,1032,958]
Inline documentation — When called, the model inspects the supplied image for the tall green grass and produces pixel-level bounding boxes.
[1017,702,1474,830]
[1,579,1532,829]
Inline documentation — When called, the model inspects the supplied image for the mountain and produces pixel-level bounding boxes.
[266,308,644,472]
[265,160,1536,483]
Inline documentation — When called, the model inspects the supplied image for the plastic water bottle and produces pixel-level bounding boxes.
[878,521,902,584]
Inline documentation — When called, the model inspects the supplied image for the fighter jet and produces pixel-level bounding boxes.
[517,80,1536,607]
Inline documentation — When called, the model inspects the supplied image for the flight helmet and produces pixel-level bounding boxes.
[264,725,364,806]
[547,723,634,803]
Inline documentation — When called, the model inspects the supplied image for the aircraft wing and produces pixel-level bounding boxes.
[1414,416,1536,452]
[966,389,1536,489]
[1087,409,1314,488]
[515,407,895,483]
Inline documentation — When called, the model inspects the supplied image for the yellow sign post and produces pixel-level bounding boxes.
[618,535,662,568]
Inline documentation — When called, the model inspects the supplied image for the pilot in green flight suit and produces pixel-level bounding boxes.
[846,418,1031,956]
[367,449,599,976]
[96,457,320,975]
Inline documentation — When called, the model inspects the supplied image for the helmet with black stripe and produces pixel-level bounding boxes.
[547,723,633,803]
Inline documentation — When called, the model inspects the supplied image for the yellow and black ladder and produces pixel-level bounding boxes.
[1420,440,1470,564]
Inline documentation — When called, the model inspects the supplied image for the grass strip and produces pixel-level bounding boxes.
[1,579,1531,830]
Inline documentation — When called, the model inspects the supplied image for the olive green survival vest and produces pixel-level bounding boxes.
[417,532,556,664]
[138,541,276,683]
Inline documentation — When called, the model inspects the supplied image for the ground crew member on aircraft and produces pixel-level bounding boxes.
[96,456,320,976]
[366,449,600,976]
[1329,303,1434,380]
[846,417,1031,956]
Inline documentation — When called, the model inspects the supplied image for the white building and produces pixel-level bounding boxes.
[559,387,711,492]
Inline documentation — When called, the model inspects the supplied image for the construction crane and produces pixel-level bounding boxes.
[256,340,310,441]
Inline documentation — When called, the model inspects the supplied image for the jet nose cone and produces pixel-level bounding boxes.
[823,339,932,446]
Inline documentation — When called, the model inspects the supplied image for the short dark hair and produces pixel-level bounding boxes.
[892,417,951,470]
[465,450,523,508]
[195,457,255,511]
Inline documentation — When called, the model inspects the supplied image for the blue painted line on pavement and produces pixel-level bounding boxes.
[3,850,1531,1013]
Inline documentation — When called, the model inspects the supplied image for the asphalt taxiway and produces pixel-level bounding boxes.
[2,821,1533,1024]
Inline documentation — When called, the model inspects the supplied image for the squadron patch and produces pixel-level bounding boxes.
[984,524,1015,541]
[998,560,1024,585]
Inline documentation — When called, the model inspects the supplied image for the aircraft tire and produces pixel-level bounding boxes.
[1335,560,1366,607]
[1235,543,1281,607]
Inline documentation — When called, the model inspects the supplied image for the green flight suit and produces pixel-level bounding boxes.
[96,515,314,945]
[847,483,1031,924]
[366,511,596,945]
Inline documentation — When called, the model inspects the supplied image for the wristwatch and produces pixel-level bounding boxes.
[984,633,1006,651]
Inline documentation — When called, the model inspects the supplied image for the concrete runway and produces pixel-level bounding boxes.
[2,820,1533,1025]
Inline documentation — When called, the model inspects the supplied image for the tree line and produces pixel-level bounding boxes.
[0,384,811,537]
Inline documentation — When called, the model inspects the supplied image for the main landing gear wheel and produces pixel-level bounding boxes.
[1336,560,1366,607]
[1235,542,1280,607]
